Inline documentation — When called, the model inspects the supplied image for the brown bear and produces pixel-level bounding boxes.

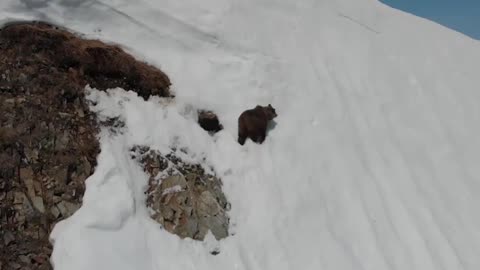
[238,104,277,145]
[198,110,223,134]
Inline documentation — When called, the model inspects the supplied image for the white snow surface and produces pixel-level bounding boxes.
[2,0,480,269]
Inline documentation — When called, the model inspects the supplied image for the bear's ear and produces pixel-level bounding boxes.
[268,104,272,108]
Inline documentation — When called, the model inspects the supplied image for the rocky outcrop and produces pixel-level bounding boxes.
[0,21,171,270]
[133,147,230,241]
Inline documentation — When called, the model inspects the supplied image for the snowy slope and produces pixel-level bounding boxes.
[2,0,480,269]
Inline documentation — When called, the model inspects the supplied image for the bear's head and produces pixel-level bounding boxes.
[264,104,277,120]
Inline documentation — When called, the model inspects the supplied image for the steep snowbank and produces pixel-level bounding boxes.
[2,0,480,269]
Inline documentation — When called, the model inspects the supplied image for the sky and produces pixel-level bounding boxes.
[381,0,480,40]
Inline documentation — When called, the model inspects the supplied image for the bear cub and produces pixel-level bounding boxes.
[198,110,223,134]
[238,104,277,145]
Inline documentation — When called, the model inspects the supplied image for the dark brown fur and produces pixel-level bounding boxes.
[238,104,277,145]
[198,110,223,134]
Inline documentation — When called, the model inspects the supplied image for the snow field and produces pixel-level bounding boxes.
[1,0,480,269]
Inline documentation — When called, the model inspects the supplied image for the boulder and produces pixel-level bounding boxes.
[134,148,230,241]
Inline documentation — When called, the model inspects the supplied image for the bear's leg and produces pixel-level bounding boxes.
[238,135,247,145]
[238,120,247,145]
[238,127,248,145]
[256,127,267,144]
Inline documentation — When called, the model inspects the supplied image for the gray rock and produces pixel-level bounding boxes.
[18,255,30,264]
[197,191,229,240]
[142,150,230,241]
[4,98,15,105]
[51,205,61,219]
[20,167,35,199]
[55,130,70,151]
[13,192,27,205]
[24,148,39,163]
[83,158,92,175]
[75,103,85,118]
[52,196,62,204]
[56,201,80,218]
[53,167,69,186]
[3,231,15,246]
[18,73,28,84]
[31,196,45,213]
[8,262,21,269]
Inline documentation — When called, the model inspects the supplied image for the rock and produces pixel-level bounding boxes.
[52,196,62,204]
[32,255,45,265]
[8,262,21,269]
[53,167,69,186]
[33,181,43,196]
[137,149,230,241]
[161,175,188,192]
[0,127,17,145]
[198,110,223,134]
[74,103,85,118]
[12,192,34,224]
[32,254,48,265]
[56,202,67,217]
[55,131,70,152]
[13,192,27,205]
[50,206,61,219]
[18,255,30,264]
[4,98,15,105]
[56,201,80,218]
[31,197,45,213]
[24,148,39,163]
[3,231,15,246]
[20,167,35,199]
[197,191,229,240]
[18,73,28,84]
[83,158,92,175]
